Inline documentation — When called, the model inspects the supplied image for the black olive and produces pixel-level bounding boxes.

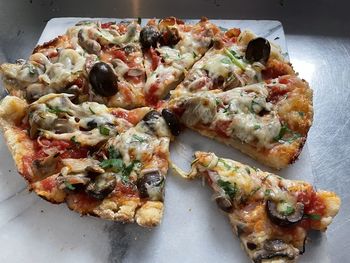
[215,196,234,213]
[140,26,160,49]
[246,242,257,251]
[245,37,271,64]
[161,109,181,136]
[87,120,98,130]
[137,170,164,201]
[142,110,161,123]
[85,172,116,200]
[89,62,118,97]
[160,27,181,46]
[266,200,304,227]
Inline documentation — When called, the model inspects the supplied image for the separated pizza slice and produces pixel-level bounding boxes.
[0,19,148,108]
[182,151,340,263]
[140,17,221,105]
[168,75,313,169]
[0,93,178,226]
[171,28,295,97]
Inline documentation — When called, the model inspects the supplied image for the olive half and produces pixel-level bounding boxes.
[215,196,234,213]
[140,26,160,49]
[266,200,304,227]
[161,109,181,136]
[85,172,117,200]
[137,170,164,201]
[89,62,118,97]
[245,37,271,64]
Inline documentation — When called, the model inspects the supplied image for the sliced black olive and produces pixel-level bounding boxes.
[246,242,257,251]
[252,239,299,263]
[160,27,181,46]
[89,62,118,97]
[85,172,117,200]
[161,109,181,136]
[142,110,161,123]
[266,200,304,227]
[215,196,234,213]
[137,170,164,201]
[245,37,271,64]
[140,26,160,49]
[87,120,98,130]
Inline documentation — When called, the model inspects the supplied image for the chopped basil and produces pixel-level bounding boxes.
[264,189,272,197]
[245,167,251,175]
[305,213,321,220]
[108,146,120,159]
[218,158,231,170]
[217,179,237,199]
[99,125,110,136]
[100,158,123,171]
[70,136,80,146]
[215,98,221,106]
[221,57,231,64]
[47,106,67,114]
[254,124,261,130]
[132,134,145,142]
[122,160,141,178]
[249,100,260,113]
[277,201,295,216]
[298,111,305,117]
[89,107,96,114]
[193,51,198,58]
[64,181,76,191]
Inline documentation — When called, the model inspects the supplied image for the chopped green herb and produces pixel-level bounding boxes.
[245,167,251,175]
[47,106,67,115]
[249,100,260,113]
[306,213,321,220]
[70,136,80,146]
[132,134,145,142]
[254,124,261,130]
[217,179,237,199]
[193,51,198,58]
[64,181,76,191]
[218,158,231,170]
[215,98,221,106]
[89,107,96,114]
[100,158,123,171]
[99,125,110,136]
[250,186,261,196]
[220,57,231,64]
[108,146,119,159]
[274,124,289,141]
[298,111,305,117]
[274,124,302,143]
[277,201,295,216]
[224,48,246,70]
[122,160,141,178]
[264,189,272,197]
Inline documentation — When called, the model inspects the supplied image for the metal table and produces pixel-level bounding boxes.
[0,0,349,262]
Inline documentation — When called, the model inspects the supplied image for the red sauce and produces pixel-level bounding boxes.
[145,83,160,106]
[148,48,160,71]
[116,182,138,198]
[101,22,114,29]
[41,177,57,191]
[112,110,139,125]
[267,84,290,103]
[214,120,231,138]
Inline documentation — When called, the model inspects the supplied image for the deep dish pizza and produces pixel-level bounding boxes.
[0,93,179,226]
[180,151,340,263]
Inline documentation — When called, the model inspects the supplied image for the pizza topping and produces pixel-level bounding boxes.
[251,239,299,263]
[32,153,60,180]
[159,26,181,47]
[214,194,234,213]
[85,172,117,200]
[137,169,164,201]
[161,109,181,136]
[78,29,101,55]
[245,37,271,64]
[266,200,304,227]
[89,62,118,97]
[140,25,160,49]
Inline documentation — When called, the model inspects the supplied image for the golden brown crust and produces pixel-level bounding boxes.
[32,35,69,54]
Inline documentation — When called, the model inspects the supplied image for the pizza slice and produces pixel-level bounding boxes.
[0,93,178,226]
[140,17,221,105]
[171,28,295,97]
[168,75,313,169]
[0,19,148,108]
[182,151,340,263]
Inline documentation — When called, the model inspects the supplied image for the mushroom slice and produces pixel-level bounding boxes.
[85,172,117,200]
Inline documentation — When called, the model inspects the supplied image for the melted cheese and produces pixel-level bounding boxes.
[203,53,233,79]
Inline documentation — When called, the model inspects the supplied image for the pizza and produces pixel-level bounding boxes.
[141,17,221,105]
[182,151,341,263]
[0,93,178,226]
[171,28,295,97]
[0,17,220,109]
[168,74,313,169]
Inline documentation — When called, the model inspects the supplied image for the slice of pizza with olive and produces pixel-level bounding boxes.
[168,74,313,169]
[171,28,295,97]
[140,17,221,105]
[0,93,180,226]
[182,152,340,263]
[0,19,148,108]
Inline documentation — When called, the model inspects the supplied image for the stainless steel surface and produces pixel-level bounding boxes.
[0,1,349,262]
